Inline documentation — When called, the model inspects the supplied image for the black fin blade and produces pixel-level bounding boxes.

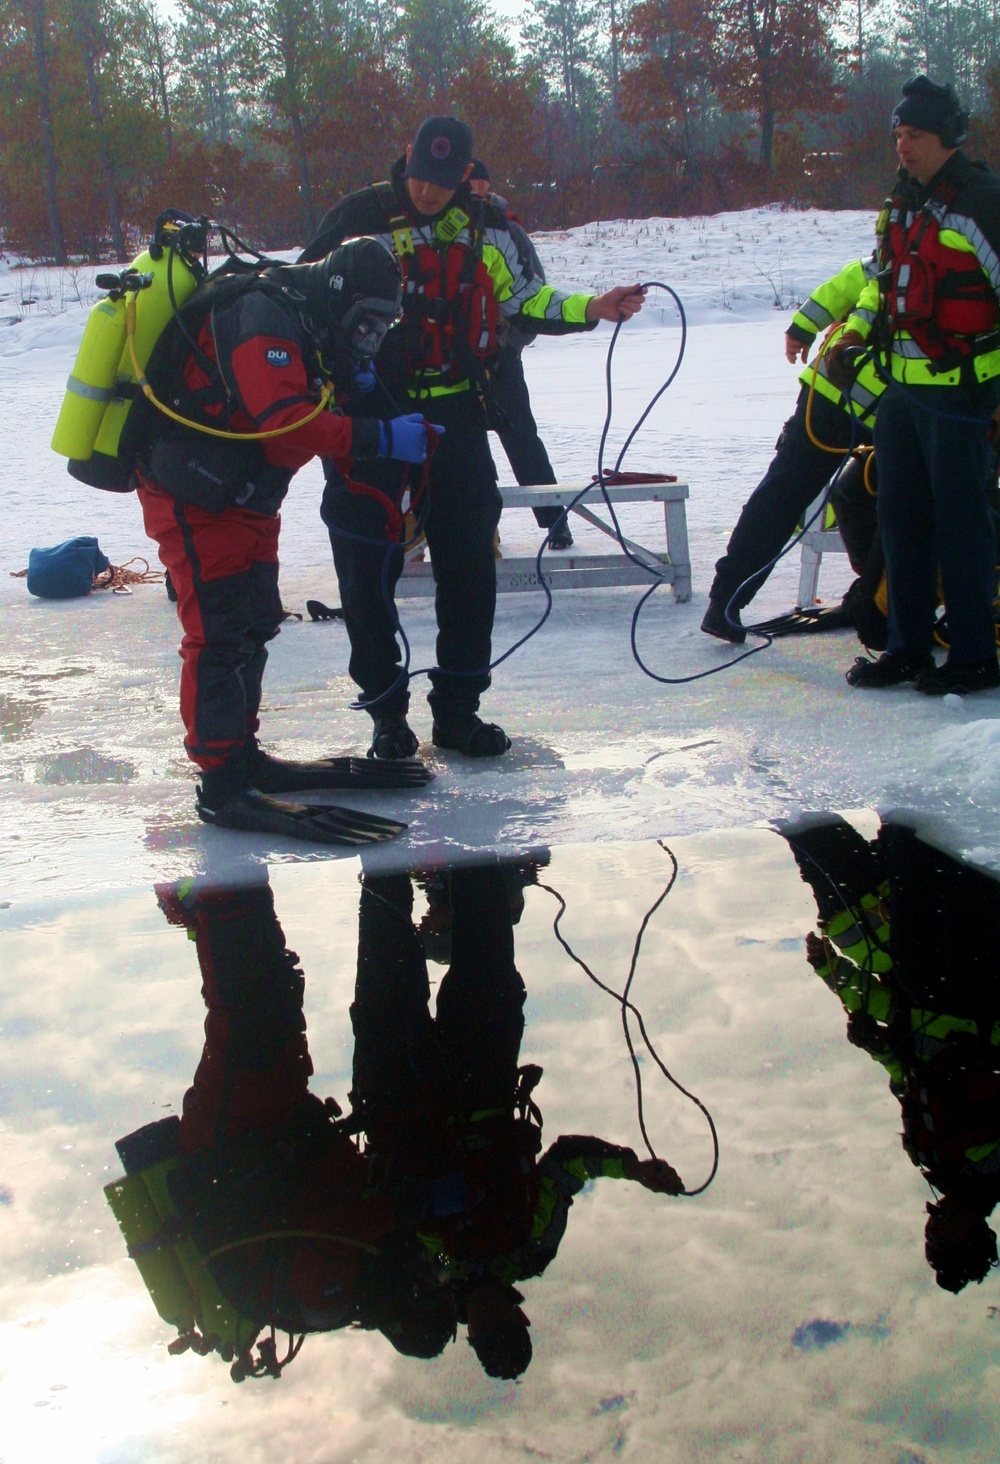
[199,790,407,846]
[248,755,433,794]
[749,606,854,638]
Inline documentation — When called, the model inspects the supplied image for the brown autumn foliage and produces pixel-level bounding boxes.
[0,0,937,261]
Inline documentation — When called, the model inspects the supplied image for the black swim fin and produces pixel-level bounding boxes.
[749,605,854,638]
[248,750,433,793]
[197,788,407,845]
[307,599,345,622]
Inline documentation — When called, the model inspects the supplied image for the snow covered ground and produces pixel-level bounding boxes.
[3,205,1000,904]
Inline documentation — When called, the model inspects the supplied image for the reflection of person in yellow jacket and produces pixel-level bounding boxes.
[701,254,883,644]
[784,815,1000,1293]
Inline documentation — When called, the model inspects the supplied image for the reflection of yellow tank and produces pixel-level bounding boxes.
[105,1128,257,1363]
[50,293,128,460]
[93,248,200,461]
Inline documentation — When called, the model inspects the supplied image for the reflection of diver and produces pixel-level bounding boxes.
[783,816,1000,1293]
[106,878,456,1380]
[350,860,684,1380]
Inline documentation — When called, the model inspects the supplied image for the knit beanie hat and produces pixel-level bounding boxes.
[891,76,967,144]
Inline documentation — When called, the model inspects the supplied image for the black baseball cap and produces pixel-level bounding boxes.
[404,116,473,190]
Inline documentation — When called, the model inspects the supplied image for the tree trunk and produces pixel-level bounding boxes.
[80,42,127,260]
[27,0,67,264]
[760,105,774,170]
[152,17,174,156]
[290,108,317,239]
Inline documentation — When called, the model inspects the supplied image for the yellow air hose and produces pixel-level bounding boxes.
[202,1230,381,1262]
[126,293,333,441]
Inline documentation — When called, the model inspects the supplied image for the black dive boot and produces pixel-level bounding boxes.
[916,657,1000,696]
[368,713,420,760]
[700,599,746,644]
[432,710,511,757]
[246,741,432,791]
[845,650,934,687]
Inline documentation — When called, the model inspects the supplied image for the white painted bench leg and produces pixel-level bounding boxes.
[795,492,826,608]
[664,498,692,602]
[796,544,822,608]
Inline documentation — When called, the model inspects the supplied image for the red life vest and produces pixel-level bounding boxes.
[900,1045,1000,1174]
[375,183,502,388]
[880,181,1000,368]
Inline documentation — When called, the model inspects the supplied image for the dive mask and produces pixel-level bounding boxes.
[340,298,401,360]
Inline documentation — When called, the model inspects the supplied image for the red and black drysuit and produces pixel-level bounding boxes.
[135,286,382,789]
[116,878,454,1369]
[300,161,594,728]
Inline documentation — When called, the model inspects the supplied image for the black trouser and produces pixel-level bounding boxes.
[875,381,998,664]
[490,344,563,530]
[709,387,870,610]
[350,865,526,1126]
[322,392,503,723]
[828,452,879,576]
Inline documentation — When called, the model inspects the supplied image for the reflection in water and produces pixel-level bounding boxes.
[784,817,1000,1296]
[105,857,684,1385]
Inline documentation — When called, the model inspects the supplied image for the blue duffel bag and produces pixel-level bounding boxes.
[26,537,111,599]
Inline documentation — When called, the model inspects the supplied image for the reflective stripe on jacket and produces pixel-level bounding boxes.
[791,254,885,419]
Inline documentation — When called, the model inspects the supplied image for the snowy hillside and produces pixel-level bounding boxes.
[4,206,1000,903]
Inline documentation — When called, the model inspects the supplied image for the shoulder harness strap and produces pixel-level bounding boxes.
[374,181,414,258]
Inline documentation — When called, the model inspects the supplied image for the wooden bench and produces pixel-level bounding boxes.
[396,479,692,601]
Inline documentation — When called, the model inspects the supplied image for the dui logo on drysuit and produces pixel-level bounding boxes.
[265,347,291,367]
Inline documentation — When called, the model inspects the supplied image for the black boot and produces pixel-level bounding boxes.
[548,518,574,550]
[845,650,934,688]
[369,713,420,760]
[915,657,1000,696]
[432,711,511,757]
[197,753,248,812]
[701,599,746,644]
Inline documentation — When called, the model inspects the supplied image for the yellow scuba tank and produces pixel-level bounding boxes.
[53,211,207,491]
[51,293,129,461]
[92,243,200,464]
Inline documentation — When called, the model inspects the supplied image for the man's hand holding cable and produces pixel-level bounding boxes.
[378,412,445,463]
[825,330,866,390]
[586,285,647,322]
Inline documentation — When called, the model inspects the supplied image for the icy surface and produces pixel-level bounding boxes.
[3,207,1000,902]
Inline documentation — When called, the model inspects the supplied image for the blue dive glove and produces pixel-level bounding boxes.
[378,413,445,463]
[353,364,377,393]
